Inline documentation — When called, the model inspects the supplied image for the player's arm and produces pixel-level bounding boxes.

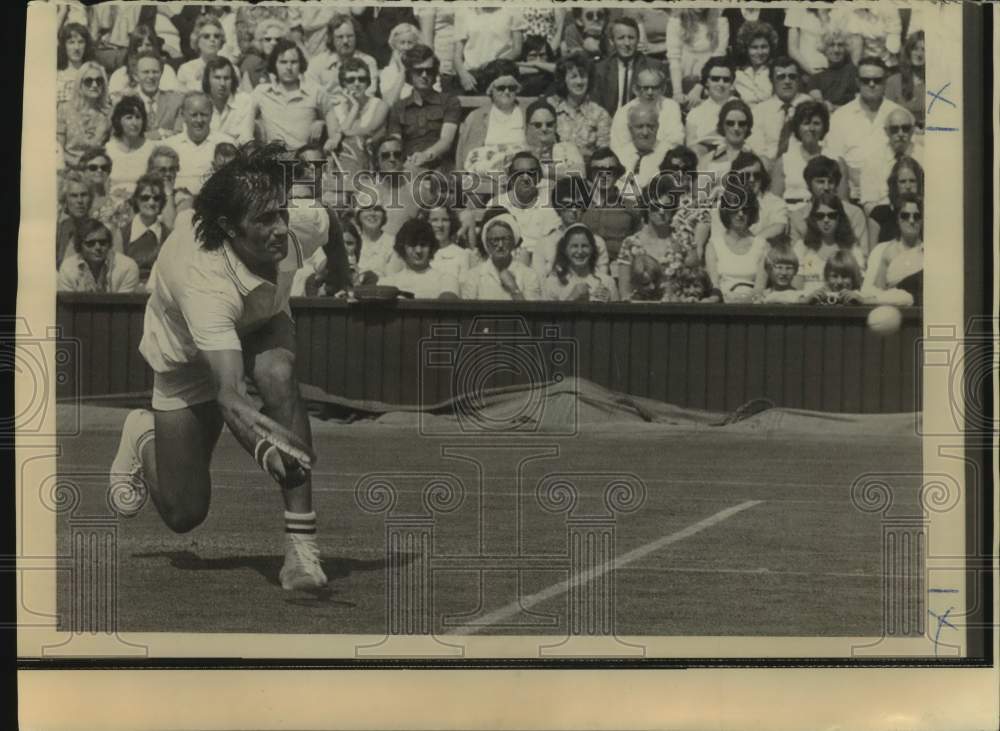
[201,349,304,484]
[201,349,265,456]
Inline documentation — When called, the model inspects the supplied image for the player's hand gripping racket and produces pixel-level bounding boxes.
[250,411,316,487]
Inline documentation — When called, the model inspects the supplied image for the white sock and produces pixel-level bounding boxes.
[284,510,317,536]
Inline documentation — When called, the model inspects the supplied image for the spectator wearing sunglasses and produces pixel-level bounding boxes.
[452,8,527,94]
[58,62,112,170]
[747,58,812,164]
[177,17,226,92]
[414,7,456,82]
[366,136,420,238]
[859,108,922,212]
[456,60,526,174]
[562,8,610,60]
[824,57,903,202]
[700,99,755,178]
[58,218,140,293]
[579,148,643,261]
[792,193,867,294]
[119,174,171,284]
[521,100,585,183]
[325,58,389,167]
[861,193,922,304]
[683,57,737,152]
[710,151,788,243]
[386,44,461,170]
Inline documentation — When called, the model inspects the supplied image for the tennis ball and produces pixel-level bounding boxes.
[867,305,902,335]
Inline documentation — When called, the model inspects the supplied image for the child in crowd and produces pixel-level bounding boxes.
[627,253,666,302]
[761,234,805,303]
[804,250,864,304]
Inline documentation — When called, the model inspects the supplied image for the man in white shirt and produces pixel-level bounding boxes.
[617,105,671,189]
[859,107,923,211]
[109,144,328,592]
[824,57,903,201]
[684,56,737,152]
[452,8,527,93]
[204,57,255,145]
[610,67,683,163]
[164,92,234,194]
[748,57,812,164]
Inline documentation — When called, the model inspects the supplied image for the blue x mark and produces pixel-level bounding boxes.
[927,82,957,115]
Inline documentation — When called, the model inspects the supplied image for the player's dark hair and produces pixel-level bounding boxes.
[193,142,290,251]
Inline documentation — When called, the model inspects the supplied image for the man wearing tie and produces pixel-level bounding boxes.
[592,17,664,116]
[747,57,812,165]
[132,52,185,140]
[617,105,669,189]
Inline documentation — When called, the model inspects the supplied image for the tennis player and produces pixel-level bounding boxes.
[110,143,328,591]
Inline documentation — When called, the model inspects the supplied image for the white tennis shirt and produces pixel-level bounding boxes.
[139,208,321,373]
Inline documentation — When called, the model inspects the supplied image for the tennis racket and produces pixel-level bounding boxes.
[250,411,316,472]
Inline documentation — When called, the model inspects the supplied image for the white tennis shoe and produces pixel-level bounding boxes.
[280,533,328,590]
[109,409,153,517]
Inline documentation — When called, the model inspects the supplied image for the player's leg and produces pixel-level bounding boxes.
[109,402,223,532]
[110,365,223,532]
[147,403,224,533]
[243,313,328,590]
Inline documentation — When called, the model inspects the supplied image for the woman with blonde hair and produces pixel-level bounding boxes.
[379,23,422,107]
[177,16,226,91]
[57,62,112,170]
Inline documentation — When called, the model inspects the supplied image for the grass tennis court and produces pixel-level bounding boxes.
[56,404,922,638]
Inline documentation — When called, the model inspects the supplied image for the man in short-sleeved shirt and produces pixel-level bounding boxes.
[112,145,330,592]
[824,57,902,200]
[387,45,462,165]
[252,40,338,150]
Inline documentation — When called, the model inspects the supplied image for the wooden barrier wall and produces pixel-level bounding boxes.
[56,294,923,413]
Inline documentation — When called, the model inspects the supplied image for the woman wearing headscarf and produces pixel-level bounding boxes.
[459,210,542,300]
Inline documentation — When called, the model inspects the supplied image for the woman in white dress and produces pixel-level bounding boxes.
[706,191,768,302]
[420,205,472,283]
[862,194,923,305]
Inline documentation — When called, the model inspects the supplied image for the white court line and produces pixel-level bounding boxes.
[444,500,763,636]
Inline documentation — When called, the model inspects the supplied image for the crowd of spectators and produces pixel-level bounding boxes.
[55,4,924,306]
